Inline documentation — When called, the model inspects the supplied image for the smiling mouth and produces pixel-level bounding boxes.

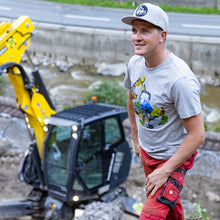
[135,44,145,48]
[135,43,145,46]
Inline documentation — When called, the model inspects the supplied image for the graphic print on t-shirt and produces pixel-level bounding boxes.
[131,76,168,129]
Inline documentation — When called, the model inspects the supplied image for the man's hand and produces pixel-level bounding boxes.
[145,166,171,198]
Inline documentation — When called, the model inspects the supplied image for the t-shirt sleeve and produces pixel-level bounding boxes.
[123,68,131,90]
[171,76,201,119]
[123,58,132,90]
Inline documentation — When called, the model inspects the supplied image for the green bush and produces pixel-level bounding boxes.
[214,124,220,132]
[204,122,209,131]
[84,80,127,107]
[194,203,210,220]
[185,203,211,220]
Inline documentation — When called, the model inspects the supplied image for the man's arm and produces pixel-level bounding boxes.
[145,112,205,198]
[127,90,141,157]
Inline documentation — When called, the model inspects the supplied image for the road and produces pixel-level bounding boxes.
[0,0,220,37]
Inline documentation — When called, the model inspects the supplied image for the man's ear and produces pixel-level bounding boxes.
[159,31,167,43]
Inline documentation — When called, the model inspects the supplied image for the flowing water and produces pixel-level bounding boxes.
[1,61,220,129]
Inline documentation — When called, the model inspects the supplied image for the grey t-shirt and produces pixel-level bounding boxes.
[124,52,201,160]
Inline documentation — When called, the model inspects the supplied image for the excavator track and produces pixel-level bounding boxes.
[0,189,45,219]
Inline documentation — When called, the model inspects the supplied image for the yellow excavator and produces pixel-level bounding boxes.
[0,16,139,219]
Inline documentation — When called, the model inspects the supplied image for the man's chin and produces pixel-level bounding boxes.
[135,51,144,56]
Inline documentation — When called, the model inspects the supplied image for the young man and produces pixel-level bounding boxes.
[121,3,205,220]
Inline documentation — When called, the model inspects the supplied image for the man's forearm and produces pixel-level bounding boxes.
[127,90,140,155]
[162,113,205,174]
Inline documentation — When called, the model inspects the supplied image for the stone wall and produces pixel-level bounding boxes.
[29,24,220,79]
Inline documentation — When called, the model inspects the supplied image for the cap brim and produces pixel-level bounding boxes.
[121,16,146,25]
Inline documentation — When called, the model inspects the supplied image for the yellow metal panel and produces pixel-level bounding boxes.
[0,16,35,64]
[31,93,56,158]
[8,67,33,115]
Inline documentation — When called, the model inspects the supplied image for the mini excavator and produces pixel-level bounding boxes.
[0,16,140,219]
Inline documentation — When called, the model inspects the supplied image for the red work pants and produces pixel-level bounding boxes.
[139,148,197,220]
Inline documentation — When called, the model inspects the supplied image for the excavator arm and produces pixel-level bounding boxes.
[0,16,56,159]
[0,16,33,64]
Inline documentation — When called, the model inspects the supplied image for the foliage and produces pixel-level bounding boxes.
[185,203,211,220]
[84,80,127,107]
[43,0,138,9]
[42,0,220,15]
[204,121,220,132]
[160,4,220,15]
[204,122,209,131]
[194,203,211,220]
[213,124,220,132]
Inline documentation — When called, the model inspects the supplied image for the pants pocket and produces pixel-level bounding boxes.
[156,168,186,209]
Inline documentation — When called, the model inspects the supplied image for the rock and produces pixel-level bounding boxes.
[0,96,16,106]
[55,60,74,72]
[192,193,197,200]
[76,201,124,220]
[205,131,220,141]
[206,110,220,123]
[95,62,126,76]
[205,191,220,202]
[0,147,7,157]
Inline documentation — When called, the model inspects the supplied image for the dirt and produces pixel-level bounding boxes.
[0,117,220,220]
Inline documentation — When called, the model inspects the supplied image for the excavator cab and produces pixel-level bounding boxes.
[43,103,132,204]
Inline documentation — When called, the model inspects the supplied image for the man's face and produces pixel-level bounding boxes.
[131,20,162,57]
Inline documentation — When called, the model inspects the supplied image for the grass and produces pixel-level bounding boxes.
[42,0,220,15]
[161,4,220,14]
[43,0,137,8]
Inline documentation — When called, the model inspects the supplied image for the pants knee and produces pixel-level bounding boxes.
[139,210,165,220]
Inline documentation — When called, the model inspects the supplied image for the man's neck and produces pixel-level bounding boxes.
[145,48,169,68]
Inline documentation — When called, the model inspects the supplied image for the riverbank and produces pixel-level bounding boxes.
[1,55,220,130]
[26,21,220,81]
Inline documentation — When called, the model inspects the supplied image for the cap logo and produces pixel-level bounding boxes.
[135,5,148,17]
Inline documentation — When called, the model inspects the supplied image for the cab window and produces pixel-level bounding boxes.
[104,117,122,149]
[76,121,103,190]
[46,125,72,186]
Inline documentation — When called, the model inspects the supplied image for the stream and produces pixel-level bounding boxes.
[1,59,220,129]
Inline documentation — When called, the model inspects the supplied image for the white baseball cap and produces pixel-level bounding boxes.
[121,3,169,31]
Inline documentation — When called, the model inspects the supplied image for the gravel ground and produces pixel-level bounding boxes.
[0,112,220,220]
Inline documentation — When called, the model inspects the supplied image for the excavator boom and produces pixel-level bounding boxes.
[0,16,34,64]
[0,16,56,159]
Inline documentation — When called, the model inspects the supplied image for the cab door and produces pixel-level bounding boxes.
[76,120,103,191]
[74,115,131,193]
